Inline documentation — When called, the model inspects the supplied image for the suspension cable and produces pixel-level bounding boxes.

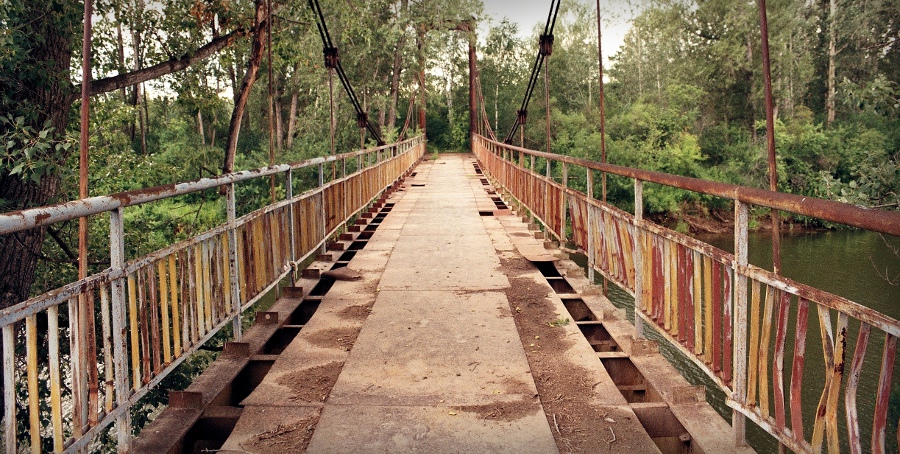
[503,0,562,144]
[307,0,385,145]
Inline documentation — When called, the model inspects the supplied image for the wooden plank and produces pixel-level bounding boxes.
[48,306,63,452]
[789,298,809,442]
[185,247,197,344]
[772,291,790,431]
[203,241,214,331]
[157,260,172,365]
[221,233,232,324]
[663,239,672,331]
[723,264,733,384]
[67,294,83,437]
[693,250,703,355]
[100,286,114,413]
[825,313,848,453]
[677,244,687,343]
[684,248,695,351]
[138,268,151,385]
[758,285,776,418]
[149,263,161,375]
[812,304,836,450]
[4,325,16,454]
[25,315,40,453]
[844,323,870,454]
[127,273,140,391]
[654,235,665,323]
[712,261,723,374]
[703,255,714,364]
[871,334,897,453]
[194,243,206,337]
[747,280,762,406]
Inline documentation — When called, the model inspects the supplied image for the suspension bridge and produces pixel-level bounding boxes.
[1,1,899,453]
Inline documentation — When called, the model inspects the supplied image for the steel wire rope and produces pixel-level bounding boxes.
[503,0,562,144]
[307,0,385,145]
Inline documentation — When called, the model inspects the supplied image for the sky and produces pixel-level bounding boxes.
[479,0,636,66]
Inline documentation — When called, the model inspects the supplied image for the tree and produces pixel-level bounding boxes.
[0,0,254,311]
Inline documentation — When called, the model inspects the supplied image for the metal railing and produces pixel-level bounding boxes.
[473,134,900,454]
[0,136,425,453]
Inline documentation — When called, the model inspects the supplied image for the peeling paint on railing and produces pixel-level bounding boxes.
[0,136,424,453]
[474,134,899,454]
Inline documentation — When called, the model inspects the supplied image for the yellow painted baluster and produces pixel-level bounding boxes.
[157,260,171,364]
[127,273,140,390]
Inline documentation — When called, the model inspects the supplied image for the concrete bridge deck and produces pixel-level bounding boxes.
[137,154,749,453]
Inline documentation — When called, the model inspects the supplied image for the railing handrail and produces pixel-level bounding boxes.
[0,135,425,236]
[0,136,426,453]
[476,135,900,237]
[474,135,899,453]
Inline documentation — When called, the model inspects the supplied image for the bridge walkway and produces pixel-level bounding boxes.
[152,154,745,453]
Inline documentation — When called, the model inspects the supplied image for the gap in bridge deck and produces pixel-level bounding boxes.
[214,153,735,454]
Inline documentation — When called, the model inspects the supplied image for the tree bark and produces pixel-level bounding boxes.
[826,0,837,126]
[198,110,206,145]
[116,21,127,100]
[286,90,298,148]
[83,28,247,97]
[416,27,427,133]
[129,0,143,148]
[387,0,408,131]
[0,1,77,311]
[222,0,268,174]
[275,94,284,151]
[1,3,247,312]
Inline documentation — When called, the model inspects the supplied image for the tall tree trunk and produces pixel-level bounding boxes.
[494,83,498,131]
[0,1,78,311]
[387,0,408,130]
[0,1,244,312]
[416,27,427,133]
[388,34,406,129]
[286,90,298,148]
[826,0,837,126]
[198,110,206,145]
[223,0,268,174]
[209,110,217,148]
[747,34,758,142]
[275,94,284,151]
[129,0,144,146]
[116,22,127,100]
[141,85,149,153]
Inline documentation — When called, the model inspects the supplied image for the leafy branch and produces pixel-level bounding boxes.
[0,115,74,184]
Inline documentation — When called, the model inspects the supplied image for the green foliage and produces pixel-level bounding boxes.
[0,115,74,184]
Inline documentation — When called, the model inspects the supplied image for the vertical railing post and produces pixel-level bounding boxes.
[586,168,595,284]
[733,200,750,446]
[109,207,131,452]
[286,169,296,264]
[545,159,551,233]
[225,183,242,340]
[561,161,567,240]
[319,162,326,254]
[633,179,644,337]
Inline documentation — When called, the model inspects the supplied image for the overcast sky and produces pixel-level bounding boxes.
[479,0,636,65]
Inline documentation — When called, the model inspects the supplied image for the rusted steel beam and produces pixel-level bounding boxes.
[475,136,900,236]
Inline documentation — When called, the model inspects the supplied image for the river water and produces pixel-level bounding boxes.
[582,230,899,453]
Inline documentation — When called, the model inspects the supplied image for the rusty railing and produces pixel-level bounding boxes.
[473,134,900,454]
[0,136,425,453]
